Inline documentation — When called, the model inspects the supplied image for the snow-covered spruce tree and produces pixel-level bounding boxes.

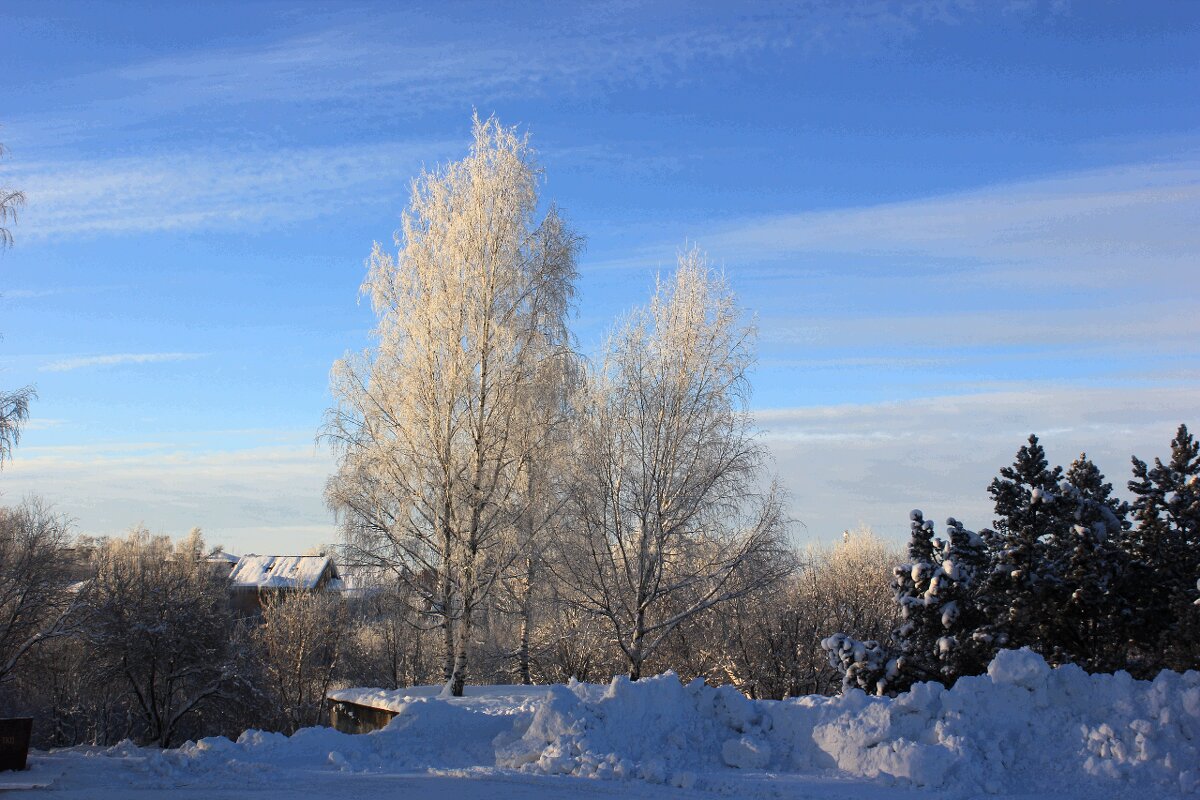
[979,434,1074,653]
[887,514,993,684]
[821,632,890,695]
[324,115,581,696]
[884,509,938,688]
[830,510,991,694]
[1041,455,1132,673]
[558,250,793,681]
[1127,424,1200,672]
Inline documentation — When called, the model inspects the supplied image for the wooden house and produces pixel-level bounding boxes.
[227,554,342,616]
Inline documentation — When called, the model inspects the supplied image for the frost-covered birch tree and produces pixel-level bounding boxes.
[324,115,580,696]
[0,138,33,465]
[0,139,24,250]
[561,250,792,680]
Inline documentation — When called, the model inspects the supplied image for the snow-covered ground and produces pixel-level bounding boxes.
[6,649,1198,799]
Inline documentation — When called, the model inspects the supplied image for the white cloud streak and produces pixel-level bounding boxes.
[6,384,1191,555]
[718,161,1200,281]
[602,159,1200,289]
[762,304,1200,350]
[7,140,449,238]
[754,385,1199,545]
[2,442,337,554]
[61,3,982,122]
[41,352,205,372]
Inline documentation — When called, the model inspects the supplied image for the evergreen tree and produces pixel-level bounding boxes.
[982,434,1071,652]
[888,510,939,689]
[1046,455,1131,672]
[931,516,993,679]
[888,511,992,689]
[1127,425,1200,672]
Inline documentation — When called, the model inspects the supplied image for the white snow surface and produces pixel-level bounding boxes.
[18,649,1200,799]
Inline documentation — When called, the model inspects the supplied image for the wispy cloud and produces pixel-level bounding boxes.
[2,288,63,300]
[581,157,1200,362]
[6,1,1003,152]
[41,352,205,372]
[761,304,1200,350]
[8,139,449,237]
[597,159,1200,288]
[3,440,337,552]
[752,385,1198,543]
[80,5,983,115]
[710,160,1200,285]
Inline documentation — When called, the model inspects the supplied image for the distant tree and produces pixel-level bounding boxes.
[714,528,895,699]
[558,251,794,680]
[325,115,581,696]
[0,498,81,685]
[254,592,346,733]
[88,528,239,747]
[340,581,439,690]
[0,387,33,469]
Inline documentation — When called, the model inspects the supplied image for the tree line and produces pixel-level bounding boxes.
[0,509,897,748]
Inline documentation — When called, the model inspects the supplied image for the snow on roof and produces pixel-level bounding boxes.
[327,683,555,713]
[229,555,338,590]
[205,551,240,563]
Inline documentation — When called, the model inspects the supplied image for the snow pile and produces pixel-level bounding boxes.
[497,649,1200,795]
[54,649,1200,797]
[495,675,748,787]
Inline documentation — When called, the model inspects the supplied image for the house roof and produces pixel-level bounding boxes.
[229,555,338,590]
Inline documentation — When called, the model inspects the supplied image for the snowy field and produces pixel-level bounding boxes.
[4,649,1198,799]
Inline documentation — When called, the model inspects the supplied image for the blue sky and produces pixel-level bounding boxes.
[1,0,1197,552]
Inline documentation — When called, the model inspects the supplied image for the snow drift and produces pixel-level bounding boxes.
[497,648,1200,795]
[65,650,1200,797]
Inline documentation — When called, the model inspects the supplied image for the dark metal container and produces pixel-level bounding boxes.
[0,718,32,772]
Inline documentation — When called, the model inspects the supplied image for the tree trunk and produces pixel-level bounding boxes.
[450,605,473,697]
[517,556,533,685]
[442,614,455,685]
[629,614,645,681]
[440,520,455,685]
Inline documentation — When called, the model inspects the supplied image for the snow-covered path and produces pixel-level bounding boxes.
[1,754,958,800]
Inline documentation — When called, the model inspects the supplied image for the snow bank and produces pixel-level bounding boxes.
[497,649,1200,795]
[61,650,1200,797]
